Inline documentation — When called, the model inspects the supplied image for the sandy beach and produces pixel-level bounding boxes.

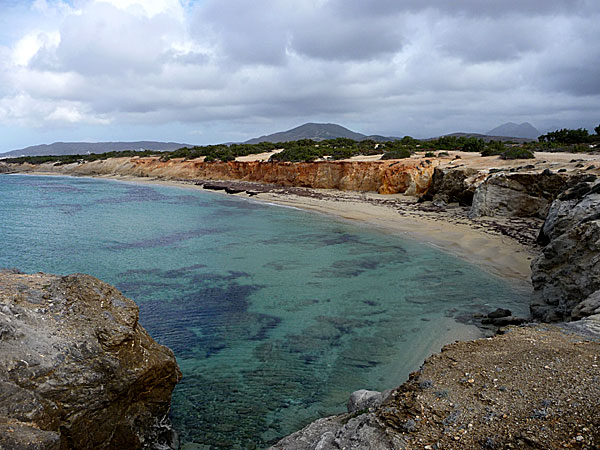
[20,170,538,287]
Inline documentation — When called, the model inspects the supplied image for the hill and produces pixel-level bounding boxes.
[486,122,540,139]
[441,132,535,143]
[0,141,188,158]
[244,123,396,144]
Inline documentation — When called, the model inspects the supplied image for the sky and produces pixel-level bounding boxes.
[0,0,599,152]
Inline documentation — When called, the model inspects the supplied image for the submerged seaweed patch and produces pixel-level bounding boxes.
[107,227,222,250]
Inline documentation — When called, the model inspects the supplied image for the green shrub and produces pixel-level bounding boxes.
[424,151,435,157]
[381,148,412,160]
[481,140,506,157]
[500,148,535,160]
[461,138,485,152]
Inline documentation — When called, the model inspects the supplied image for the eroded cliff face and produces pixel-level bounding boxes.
[531,180,600,321]
[13,157,438,195]
[0,270,182,449]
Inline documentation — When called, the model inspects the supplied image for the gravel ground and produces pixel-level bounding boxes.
[377,324,600,449]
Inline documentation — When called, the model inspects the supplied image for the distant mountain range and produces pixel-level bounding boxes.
[486,122,541,139]
[244,123,397,144]
[0,141,188,158]
[440,132,535,143]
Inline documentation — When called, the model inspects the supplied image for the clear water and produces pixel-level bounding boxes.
[0,174,529,448]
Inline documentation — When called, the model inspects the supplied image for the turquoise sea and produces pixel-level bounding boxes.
[0,174,529,448]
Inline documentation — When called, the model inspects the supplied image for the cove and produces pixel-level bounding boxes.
[0,174,529,449]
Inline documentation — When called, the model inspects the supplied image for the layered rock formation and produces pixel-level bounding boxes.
[531,179,600,321]
[0,270,181,449]
[270,324,600,449]
[10,157,438,195]
[469,171,568,218]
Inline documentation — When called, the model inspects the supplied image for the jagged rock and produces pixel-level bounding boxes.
[531,182,600,321]
[0,271,182,449]
[202,183,227,191]
[267,412,404,450]
[487,308,512,319]
[426,167,480,206]
[346,389,385,413]
[481,309,527,326]
[488,315,527,327]
[562,314,600,337]
[571,291,600,320]
[470,172,567,218]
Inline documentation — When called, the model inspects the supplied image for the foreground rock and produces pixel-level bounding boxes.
[269,324,600,449]
[0,270,182,449]
[531,179,600,321]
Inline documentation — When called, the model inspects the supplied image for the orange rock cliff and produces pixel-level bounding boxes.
[15,156,439,195]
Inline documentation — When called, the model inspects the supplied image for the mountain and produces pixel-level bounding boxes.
[0,141,188,158]
[440,132,535,143]
[486,122,540,139]
[244,123,396,144]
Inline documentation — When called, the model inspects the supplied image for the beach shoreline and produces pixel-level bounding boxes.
[16,170,538,288]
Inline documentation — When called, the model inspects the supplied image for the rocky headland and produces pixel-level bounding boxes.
[269,323,600,450]
[2,150,600,448]
[0,270,182,449]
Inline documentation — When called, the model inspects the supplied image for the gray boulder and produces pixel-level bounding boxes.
[571,291,600,320]
[346,389,385,413]
[267,412,404,450]
[470,172,566,218]
[530,183,600,321]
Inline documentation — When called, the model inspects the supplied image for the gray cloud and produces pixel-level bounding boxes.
[334,0,596,18]
[0,0,599,148]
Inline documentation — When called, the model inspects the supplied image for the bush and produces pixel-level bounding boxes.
[500,148,535,160]
[424,151,435,157]
[461,138,485,152]
[481,140,506,157]
[381,148,412,160]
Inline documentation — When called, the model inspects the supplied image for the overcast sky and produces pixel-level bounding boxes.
[0,0,599,151]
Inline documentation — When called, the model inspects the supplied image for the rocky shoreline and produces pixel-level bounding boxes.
[267,162,600,449]
[269,322,600,450]
[2,153,600,448]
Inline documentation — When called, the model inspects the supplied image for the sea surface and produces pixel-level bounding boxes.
[0,174,529,448]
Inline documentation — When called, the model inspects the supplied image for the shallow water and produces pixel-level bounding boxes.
[0,174,529,448]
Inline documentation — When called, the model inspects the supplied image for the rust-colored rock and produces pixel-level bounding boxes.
[12,157,438,195]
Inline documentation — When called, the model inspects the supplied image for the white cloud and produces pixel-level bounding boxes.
[96,0,185,19]
[12,31,60,67]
